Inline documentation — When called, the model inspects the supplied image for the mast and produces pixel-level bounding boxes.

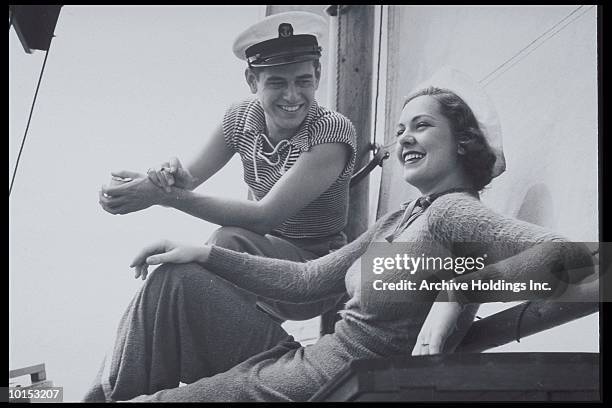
[326,5,376,242]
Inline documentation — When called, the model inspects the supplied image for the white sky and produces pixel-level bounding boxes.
[9,5,266,401]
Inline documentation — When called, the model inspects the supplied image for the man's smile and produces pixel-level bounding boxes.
[278,104,303,113]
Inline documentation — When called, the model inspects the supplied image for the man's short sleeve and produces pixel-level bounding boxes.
[309,113,358,178]
[222,102,241,152]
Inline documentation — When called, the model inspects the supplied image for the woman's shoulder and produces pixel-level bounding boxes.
[427,192,483,219]
[426,192,567,243]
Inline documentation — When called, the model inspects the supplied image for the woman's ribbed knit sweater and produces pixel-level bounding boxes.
[204,192,593,356]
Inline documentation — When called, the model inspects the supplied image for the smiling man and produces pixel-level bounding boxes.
[98,11,357,320]
[87,12,357,401]
[99,11,356,255]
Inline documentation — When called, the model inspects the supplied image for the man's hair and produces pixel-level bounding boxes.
[403,87,496,191]
[249,59,321,80]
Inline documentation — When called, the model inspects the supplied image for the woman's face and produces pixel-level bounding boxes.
[395,95,469,195]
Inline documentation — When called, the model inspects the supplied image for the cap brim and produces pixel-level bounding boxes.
[249,53,320,68]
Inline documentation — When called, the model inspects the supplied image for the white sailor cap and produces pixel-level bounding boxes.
[411,66,506,178]
[232,11,327,68]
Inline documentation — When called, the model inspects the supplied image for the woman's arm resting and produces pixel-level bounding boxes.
[131,239,355,302]
[129,240,211,280]
[426,195,596,303]
[449,241,596,304]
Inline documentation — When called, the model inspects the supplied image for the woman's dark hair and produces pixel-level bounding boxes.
[403,86,496,191]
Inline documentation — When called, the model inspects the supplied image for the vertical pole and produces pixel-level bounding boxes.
[320,5,375,336]
[333,5,375,241]
[326,9,338,111]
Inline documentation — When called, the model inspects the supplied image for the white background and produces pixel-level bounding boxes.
[10,5,266,401]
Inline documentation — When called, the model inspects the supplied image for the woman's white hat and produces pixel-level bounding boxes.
[412,66,506,178]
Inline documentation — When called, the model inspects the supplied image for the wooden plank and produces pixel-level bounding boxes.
[9,363,46,380]
[311,352,599,401]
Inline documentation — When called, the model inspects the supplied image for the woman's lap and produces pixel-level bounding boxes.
[127,335,339,402]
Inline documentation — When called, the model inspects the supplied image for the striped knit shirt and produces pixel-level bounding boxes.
[222,98,357,239]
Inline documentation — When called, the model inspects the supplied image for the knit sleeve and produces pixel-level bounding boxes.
[201,211,399,302]
[202,223,381,302]
[309,113,357,179]
[426,193,595,303]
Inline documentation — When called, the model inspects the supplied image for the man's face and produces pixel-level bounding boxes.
[246,61,320,136]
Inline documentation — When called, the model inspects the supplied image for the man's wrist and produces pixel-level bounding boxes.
[159,186,185,207]
[183,177,197,191]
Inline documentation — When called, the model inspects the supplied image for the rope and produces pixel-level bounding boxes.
[335,5,341,112]
[515,301,532,343]
[372,5,384,145]
[480,5,595,87]
[479,6,583,84]
[9,42,53,197]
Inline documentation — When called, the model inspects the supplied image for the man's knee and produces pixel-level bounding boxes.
[143,262,209,293]
[206,226,263,252]
[141,261,257,309]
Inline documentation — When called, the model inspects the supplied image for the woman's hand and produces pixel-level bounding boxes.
[99,171,166,215]
[129,240,210,280]
[412,300,465,356]
[147,157,196,192]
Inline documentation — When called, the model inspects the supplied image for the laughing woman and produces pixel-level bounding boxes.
[104,68,594,402]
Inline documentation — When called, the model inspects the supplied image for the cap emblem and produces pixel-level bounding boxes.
[278,23,293,38]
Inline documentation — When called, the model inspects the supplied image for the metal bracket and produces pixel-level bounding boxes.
[350,142,390,188]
